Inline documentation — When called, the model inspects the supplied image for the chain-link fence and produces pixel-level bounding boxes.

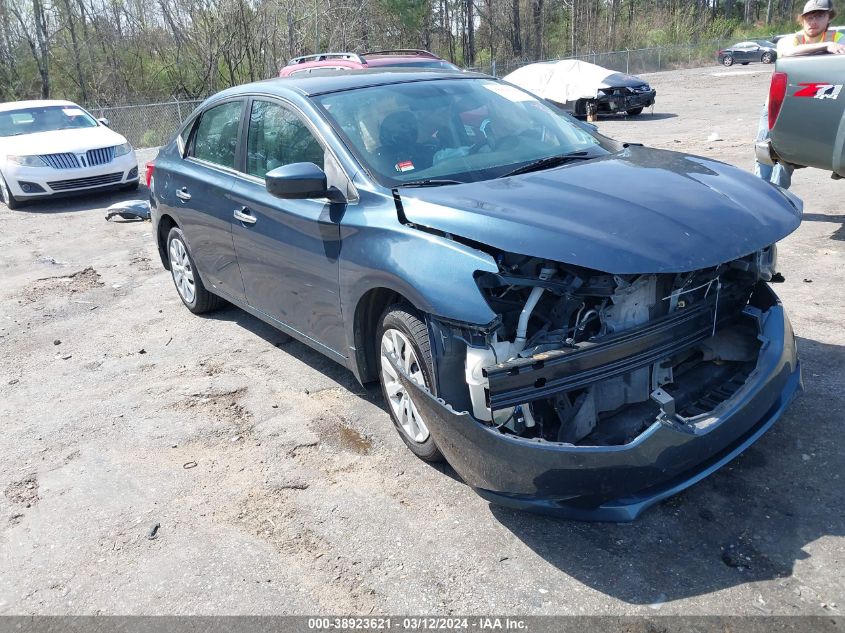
[92,39,742,149]
[85,99,204,149]
[468,38,737,78]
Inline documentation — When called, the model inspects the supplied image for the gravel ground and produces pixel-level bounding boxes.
[0,65,843,616]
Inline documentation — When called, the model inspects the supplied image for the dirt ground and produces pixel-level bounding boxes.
[1,65,843,616]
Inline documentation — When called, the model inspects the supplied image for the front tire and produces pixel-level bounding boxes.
[762,52,774,64]
[722,55,734,67]
[0,173,22,210]
[626,107,644,116]
[166,227,224,314]
[377,304,443,462]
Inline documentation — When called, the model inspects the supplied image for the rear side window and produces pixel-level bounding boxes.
[191,101,243,169]
[246,100,324,179]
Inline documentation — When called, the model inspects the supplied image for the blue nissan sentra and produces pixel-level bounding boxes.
[149,70,803,521]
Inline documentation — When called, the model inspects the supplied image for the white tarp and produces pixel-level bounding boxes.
[503,60,617,104]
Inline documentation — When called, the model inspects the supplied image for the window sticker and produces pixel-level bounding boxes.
[395,160,415,172]
[62,108,85,117]
[482,83,534,102]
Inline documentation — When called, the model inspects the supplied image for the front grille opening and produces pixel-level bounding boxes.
[491,320,763,448]
[39,147,115,170]
[47,172,123,191]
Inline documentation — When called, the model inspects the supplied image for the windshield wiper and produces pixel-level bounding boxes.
[397,179,465,188]
[499,151,595,178]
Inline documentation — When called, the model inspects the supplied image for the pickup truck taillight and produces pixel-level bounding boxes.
[768,71,788,130]
[144,161,155,188]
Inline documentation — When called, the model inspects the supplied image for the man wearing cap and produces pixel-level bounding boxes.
[755,0,844,188]
[777,0,845,56]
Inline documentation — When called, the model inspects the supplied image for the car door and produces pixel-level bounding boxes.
[166,99,247,302]
[230,97,347,356]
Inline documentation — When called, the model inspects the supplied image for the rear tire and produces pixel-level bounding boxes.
[166,227,224,314]
[722,55,734,67]
[0,173,22,210]
[377,304,443,462]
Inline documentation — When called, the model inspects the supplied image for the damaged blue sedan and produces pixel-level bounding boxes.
[150,71,803,521]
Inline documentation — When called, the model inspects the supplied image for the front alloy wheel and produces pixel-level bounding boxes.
[377,305,442,462]
[0,173,22,210]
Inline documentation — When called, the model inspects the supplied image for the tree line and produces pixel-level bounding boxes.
[0,0,808,105]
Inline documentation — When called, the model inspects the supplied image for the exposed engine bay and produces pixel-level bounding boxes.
[430,246,781,447]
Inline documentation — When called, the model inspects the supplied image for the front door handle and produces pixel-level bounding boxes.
[175,187,191,201]
[233,206,256,225]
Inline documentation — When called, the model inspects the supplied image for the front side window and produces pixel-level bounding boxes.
[246,100,324,179]
[191,101,243,169]
[0,105,97,137]
[314,77,608,186]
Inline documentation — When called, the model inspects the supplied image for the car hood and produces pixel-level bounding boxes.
[0,126,127,155]
[603,72,650,88]
[397,146,802,274]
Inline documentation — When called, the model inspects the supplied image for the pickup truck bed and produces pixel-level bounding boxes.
[756,54,845,179]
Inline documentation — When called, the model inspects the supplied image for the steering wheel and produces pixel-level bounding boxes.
[468,118,520,153]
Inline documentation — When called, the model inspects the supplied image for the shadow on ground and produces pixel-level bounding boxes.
[802,213,845,241]
[489,335,844,604]
[4,186,148,215]
[201,303,367,396]
[183,296,844,606]
[601,112,678,122]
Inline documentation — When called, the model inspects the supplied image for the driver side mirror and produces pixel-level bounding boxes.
[98,117,110,127]
[266,162,330,200]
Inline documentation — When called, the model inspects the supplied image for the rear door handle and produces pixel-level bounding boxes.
[175,187,191,201]
[233,207,256,225]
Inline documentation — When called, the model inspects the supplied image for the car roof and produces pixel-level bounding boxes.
[214,69,485,101]
[0,99,78,113]
[280,50,456,75]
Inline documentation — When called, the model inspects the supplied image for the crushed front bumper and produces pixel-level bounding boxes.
[395,284,801,522]
[597,89,656,114]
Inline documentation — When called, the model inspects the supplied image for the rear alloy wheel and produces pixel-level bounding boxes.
[0,173,22,210]
[722,55,734,67]
[378,305,443,462]
[762,52,774,64]
[166,226,224,314]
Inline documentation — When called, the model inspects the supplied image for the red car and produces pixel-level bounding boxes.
[278,49,460,77]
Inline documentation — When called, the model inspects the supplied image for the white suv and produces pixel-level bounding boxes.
[0,99,139,209]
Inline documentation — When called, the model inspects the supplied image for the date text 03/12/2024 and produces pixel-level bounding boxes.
[307,617,528,630]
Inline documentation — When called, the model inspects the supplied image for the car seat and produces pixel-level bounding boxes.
[376,110,434,172]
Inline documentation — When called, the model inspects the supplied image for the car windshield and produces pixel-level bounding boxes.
[0,105,97,137]
[313,77,608,186]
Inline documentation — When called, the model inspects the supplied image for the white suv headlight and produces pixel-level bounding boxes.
[7,155,47,167]
[114,143,133,157]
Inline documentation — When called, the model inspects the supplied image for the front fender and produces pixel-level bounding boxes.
[340,224,498,325]
[338,191,499,370]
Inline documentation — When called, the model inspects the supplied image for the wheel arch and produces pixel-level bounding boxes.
[352,286,406,384]
[156,213,179,270]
